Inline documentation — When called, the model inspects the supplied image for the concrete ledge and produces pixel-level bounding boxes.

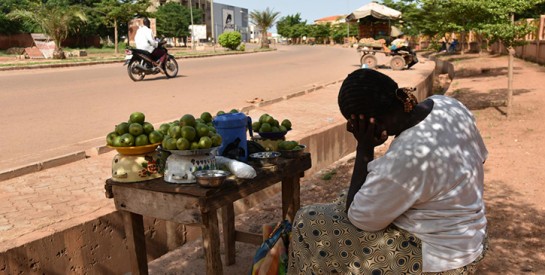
[0,151,87,181]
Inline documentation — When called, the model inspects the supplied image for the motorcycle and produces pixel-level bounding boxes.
[124,39,179,81]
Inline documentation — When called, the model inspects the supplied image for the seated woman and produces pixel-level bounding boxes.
[288,69,488,274]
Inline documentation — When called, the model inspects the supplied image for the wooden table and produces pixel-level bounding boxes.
[105,152,311,275]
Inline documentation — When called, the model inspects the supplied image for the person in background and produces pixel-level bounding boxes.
[288,69,488,274]
[134,17,157,54]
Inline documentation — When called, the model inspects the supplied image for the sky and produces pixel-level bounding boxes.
[216,0,371,27]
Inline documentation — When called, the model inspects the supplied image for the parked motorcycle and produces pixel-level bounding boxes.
[124,39,179,81]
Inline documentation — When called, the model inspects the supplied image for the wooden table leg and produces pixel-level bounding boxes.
[201,209,224,275]
[221,204,236,265]
[121,210,148,275]
[282,176,301,223]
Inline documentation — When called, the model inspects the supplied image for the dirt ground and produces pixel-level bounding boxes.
[149,53,545,274]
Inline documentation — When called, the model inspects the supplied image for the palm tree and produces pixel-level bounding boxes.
[9,3,86,59]
[250,8,280,48]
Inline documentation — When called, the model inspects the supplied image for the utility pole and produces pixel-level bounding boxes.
[189,0,195,50]
[210,0,215,51]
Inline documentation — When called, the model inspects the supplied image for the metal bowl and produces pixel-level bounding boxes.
[249,151,281,167]
[193,170,230,188]
[279,144,307,159]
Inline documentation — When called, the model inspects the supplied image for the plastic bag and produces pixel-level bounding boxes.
[215,156,256,179]
[250,220,292,275]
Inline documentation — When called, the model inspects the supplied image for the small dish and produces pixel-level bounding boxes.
[279,144,306,159]
[249,151,281,167]
[194,170,230,188]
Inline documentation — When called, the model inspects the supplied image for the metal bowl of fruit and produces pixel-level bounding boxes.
[279,144,306,159]
[194,170,230,188]
[249,151,281,167]
[108,142,161,156]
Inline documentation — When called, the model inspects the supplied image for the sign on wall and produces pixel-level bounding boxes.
[189,25,207,41]
[223,9,235,32]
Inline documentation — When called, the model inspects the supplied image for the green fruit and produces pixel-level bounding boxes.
[252,121,261,132]
[119,133,135,147]
[196,124,210,138]
[129,112,145,124]
[162,135,170,148]
[129,123,144,136]
[106,132,118,146]
[190,141,200,150]
[259,123,272,133]
[196,118,205,124]
[217,110,225,116]
[180,114,196,127]
[230,109,239,113]
[181,126,197,142]
[115,122,130,135]
[159,123,170,135]
[168,125,182,139]
[148,130,164,144]
[164,137,178,150]
[281,119,292,130]
[271,126,280,132]
[176,138,190,150]
[200,112,213,123]
[135,134,149,146]
[208,126,216,133]
[279,125,288,132]
[272,119,279,127]
[211,134,222,147]
[259,114,270,123]
[113,136,123,147]
[143,122,154,134]
[198,136,212,149]
[263,115,275,125]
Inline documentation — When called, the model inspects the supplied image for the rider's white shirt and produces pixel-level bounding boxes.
[134,26,157,53]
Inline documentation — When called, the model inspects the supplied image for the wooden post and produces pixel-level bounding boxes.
[282,176,301,223]
[122,211,148,275]
[221,204,236,265]
[201,209,223,275]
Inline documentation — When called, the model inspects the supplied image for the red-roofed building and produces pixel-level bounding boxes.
[314,15,347,25]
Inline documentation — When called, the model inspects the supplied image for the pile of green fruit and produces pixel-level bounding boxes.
[252,114,292,133]
[278,140,304,151]
[158,112,222,150]
[106,112,164,147]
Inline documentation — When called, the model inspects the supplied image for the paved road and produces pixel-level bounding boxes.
[0,45,376,172]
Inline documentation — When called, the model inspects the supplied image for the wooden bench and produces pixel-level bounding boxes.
[105,152,311,275]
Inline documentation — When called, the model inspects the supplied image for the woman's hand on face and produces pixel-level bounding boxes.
[347,114,388,147]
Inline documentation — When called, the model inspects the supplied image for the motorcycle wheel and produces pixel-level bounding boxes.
[127,60,145,81]
[163,56,179,78]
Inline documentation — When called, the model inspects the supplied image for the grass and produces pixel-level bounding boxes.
[321,169,337,180]
[0,45,274,69]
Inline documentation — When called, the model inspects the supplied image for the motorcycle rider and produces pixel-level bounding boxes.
[134,17,166,72]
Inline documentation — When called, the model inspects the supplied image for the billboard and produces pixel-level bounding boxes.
[223,9,235,32]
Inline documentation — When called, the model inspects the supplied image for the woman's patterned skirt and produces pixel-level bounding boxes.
[288,193,486,275]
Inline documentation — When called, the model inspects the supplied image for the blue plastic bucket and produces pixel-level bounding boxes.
[213,113,252,161]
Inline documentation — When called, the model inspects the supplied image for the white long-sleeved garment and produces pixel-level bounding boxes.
[348,95,488,272]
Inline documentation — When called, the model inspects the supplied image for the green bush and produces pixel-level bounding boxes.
[218,31,242,50]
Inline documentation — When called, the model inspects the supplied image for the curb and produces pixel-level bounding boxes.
[0,49,269,72]
[0,78,342,182]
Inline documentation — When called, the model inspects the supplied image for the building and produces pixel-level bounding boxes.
[148,0,249,43]
[313,15,347,25]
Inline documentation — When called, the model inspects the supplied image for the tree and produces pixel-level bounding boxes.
[250,7,280,48]
[0,0,37,34]
[95,0,149,54]
[154,2,203,41]
[8,1,87,59]
[276,13,306,43]
[479,0,542,116]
